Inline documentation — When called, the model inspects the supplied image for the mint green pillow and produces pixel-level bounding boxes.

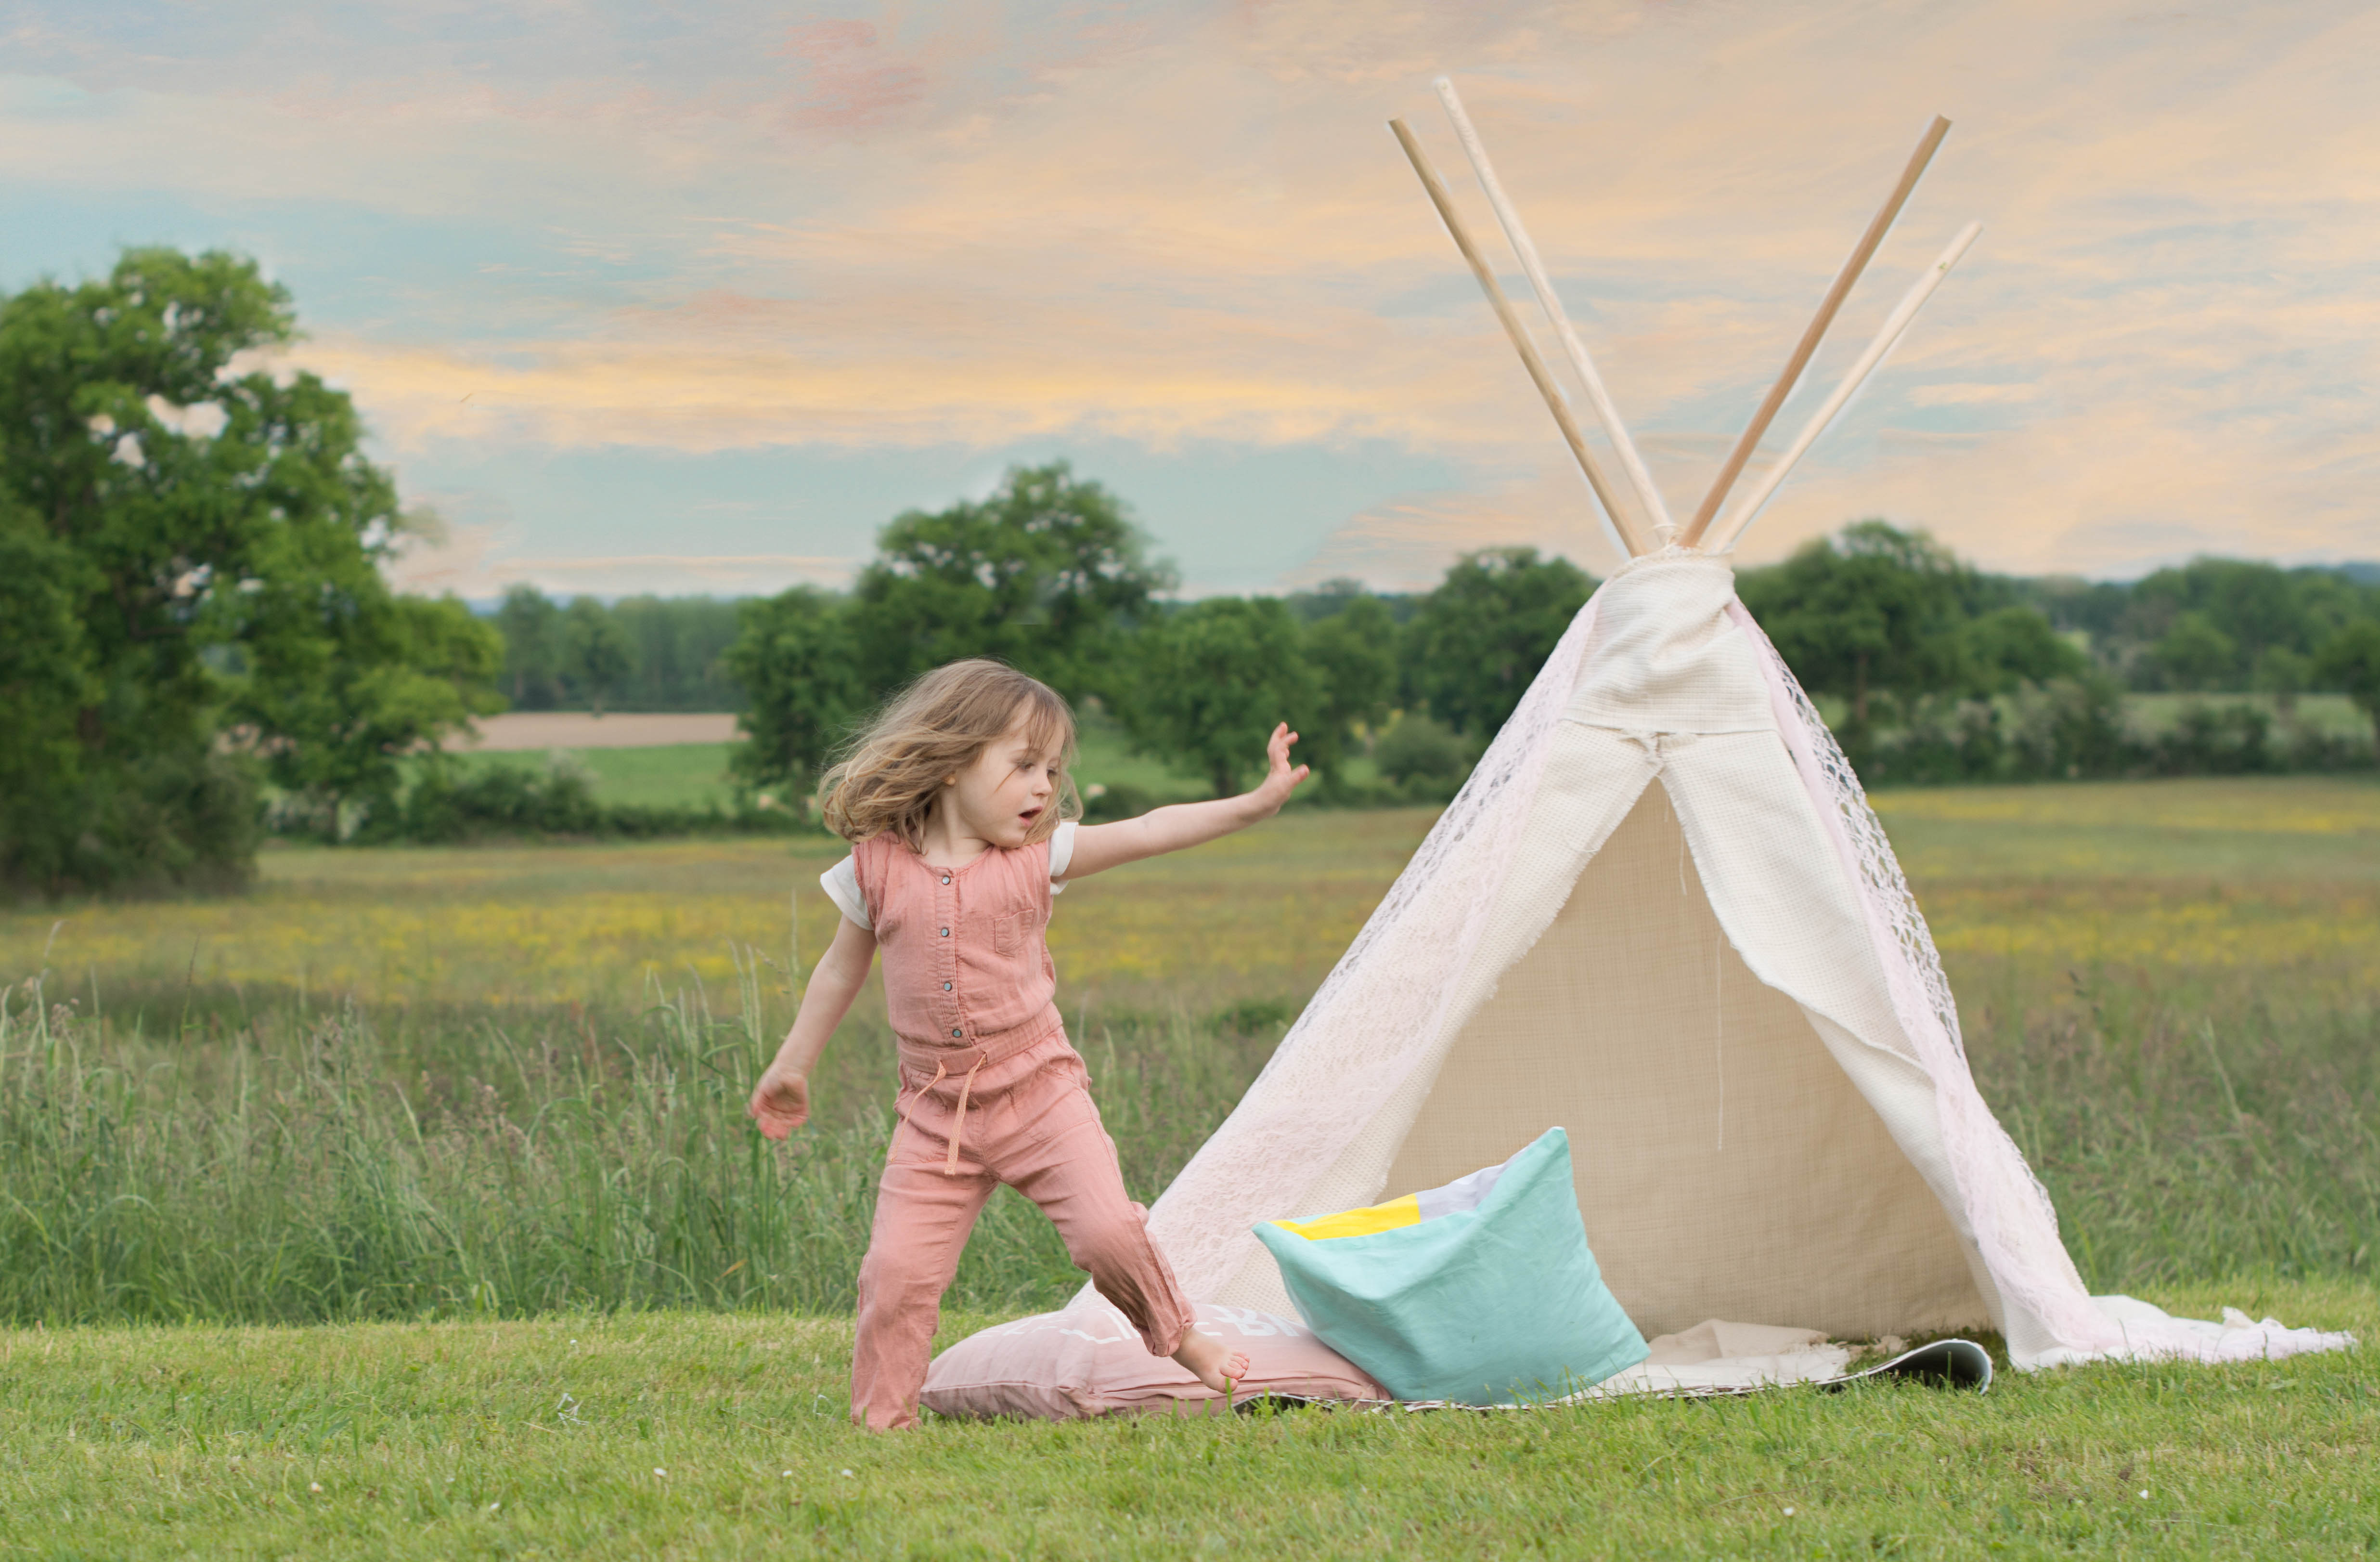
[1253,1127,1647,1404]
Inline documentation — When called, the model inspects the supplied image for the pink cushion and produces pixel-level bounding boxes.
[921,1299,1389,1420]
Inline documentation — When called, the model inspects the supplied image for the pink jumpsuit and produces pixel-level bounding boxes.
[844,830,1198,1431]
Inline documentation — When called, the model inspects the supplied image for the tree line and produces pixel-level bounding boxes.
[6,245,2378,898]
[492,590,742,713]
[491,535,2380,730]
[1742,522,2380,782]
[722,462,1602,809]
[723,469,2380,806]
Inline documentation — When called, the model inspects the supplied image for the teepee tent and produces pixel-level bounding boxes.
[1126,88,2348,1375]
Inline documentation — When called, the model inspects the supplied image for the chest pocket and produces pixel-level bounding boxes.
[992,904,1042,958]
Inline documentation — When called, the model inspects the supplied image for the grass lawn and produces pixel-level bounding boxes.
[4,1285,2373,1559]
[3,775,2375,1557]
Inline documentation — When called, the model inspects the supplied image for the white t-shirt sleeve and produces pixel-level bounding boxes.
[1048,820,1079,892]
[818,856,871,929]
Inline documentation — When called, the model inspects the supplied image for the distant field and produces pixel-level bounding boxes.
[444,741,741,809]
[441,718,1221,813]
[1874,773,2380,883]
[9,808,1415,1012]
[454,712,740,751]
[10,773,2376,1013]
[2125,690,2369,739]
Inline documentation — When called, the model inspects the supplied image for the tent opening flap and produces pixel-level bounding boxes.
[1379,783,1989,1340]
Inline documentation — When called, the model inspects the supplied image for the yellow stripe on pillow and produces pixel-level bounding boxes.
[1270,1194,1422,1241]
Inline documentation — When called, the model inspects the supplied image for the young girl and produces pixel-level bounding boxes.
[748,659,1308,1431]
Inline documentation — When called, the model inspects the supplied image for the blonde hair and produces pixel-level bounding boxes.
[820,660,1080,849]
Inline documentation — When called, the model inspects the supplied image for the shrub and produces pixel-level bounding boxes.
[340,756,806,845]
[1845,680,2380,788]
[1080,782,1158,823]
[2147,701,2274,776]
[1372,712,1473,798]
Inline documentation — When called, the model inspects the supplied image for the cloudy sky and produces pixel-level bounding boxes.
[6,1,2375,597]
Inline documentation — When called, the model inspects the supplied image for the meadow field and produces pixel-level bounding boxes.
[2,776,2375,1556]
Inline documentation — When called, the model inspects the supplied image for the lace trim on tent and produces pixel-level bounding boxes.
[1137,602,1603,1302]
[1735,624,1966,1063]
[1732,610,2121,1353]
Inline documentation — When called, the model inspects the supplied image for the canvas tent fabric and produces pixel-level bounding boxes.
[1116,551,2352,1375]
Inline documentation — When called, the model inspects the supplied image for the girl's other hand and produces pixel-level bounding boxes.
[749,1061,812,1140]
[1062,722,1310,880]
[1248,722,1309,818]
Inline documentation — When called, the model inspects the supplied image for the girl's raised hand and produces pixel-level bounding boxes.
[1248,722,1309,817]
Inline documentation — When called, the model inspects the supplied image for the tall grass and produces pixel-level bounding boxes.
[0,968,1276,1326]
[1974,962,2380,1286]
[4,782,2373,1327]
[1,953,2370,1327]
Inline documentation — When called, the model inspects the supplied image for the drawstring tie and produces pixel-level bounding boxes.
[905,1053,990,1175]
[891,1010,1064,1174]
[943,1053,988,1175]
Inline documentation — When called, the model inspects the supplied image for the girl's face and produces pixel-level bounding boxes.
[942,713,1063,850]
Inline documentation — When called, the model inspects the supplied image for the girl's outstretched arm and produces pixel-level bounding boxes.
[749,915,879,1139]
[1064,722,1308,882]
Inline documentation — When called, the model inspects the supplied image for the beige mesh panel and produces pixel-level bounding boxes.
[1381,782,1988,1340]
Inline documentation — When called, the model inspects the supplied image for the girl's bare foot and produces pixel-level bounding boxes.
[1173,1329,1251,1396]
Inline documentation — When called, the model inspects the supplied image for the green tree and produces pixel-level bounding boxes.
[849,462,1174,702]
[1402,548,1594,738]
[564,598,636,715]
[2314,622,2380,741]
[612,596,743,711]
[1124,598,1321,797]
[2253,645,2312,716]
[1960,606,2087,695]
[2108,558,2380,690]
[2151,611,2239,692]
[2021,574,2132,651]
[0,515,97,892]
[0,246,497,892]
[495,586,565,709]
[2125,560,2331,670]
[725,587,865,797]
[236,595,505,839]
[1303,593,1399,789]
[1739,522,1972,726]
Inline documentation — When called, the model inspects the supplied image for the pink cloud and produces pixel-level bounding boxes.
[780,19,928,132]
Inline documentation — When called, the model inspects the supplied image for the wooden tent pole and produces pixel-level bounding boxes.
[1433,77,1675,545]
[1680,116,1952,548]
[1707,221,1982,554]
[1390,117,1654,558]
